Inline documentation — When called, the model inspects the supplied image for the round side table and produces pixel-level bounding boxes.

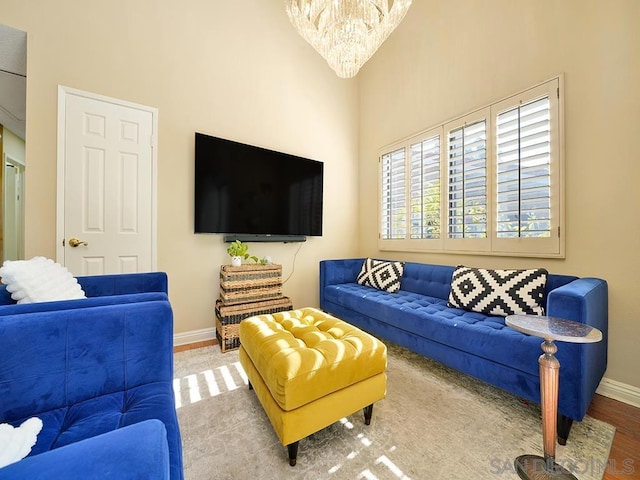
[505,315,602,480]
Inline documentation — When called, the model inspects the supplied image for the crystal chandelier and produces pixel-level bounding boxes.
[285,0,413,78]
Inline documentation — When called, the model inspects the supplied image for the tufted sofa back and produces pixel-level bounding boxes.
[400,262,579,302]
[0,272,168,306]
[0,300,173,421]
[400,262,455,300]
[320,258,579,303]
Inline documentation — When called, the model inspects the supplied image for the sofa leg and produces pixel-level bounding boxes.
[364,404,374,425]
[557,413,573,445]
[287,441,299,466]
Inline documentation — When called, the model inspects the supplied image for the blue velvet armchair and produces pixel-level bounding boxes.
[0,272,183,479]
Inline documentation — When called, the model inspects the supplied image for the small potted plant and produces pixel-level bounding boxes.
[226,240,258,267]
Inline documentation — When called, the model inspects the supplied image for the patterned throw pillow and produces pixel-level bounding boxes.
[357,258,404,293]
[448,266,548,316]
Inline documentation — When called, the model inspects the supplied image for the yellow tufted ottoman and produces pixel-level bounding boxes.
[238,307,387,466]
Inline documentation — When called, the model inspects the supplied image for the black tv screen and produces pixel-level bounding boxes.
[194,133,323,237]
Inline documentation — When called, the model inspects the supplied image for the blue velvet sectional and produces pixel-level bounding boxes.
[320,259,608,443]
[0,272,183,480]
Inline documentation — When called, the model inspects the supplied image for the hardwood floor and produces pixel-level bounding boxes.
[173,339,216,353]
[174,342,639,478]
[588,394,640,479]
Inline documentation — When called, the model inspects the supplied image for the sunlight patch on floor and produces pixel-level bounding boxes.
[334,418,408,480]
[173,378,182,409]
[358,469,378,479]
[358,432,372,447]
[376,455,411,479]
[218,365,239,391]
[187,374,201,404]
[202,369,220,397]
[173,361,248,409]
[233,361,248,384]
[340,417,354,429]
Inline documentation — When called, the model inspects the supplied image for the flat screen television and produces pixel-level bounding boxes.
[194,132,323,238]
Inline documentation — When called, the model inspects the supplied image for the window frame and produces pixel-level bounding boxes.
[490,80,562,256]
[377,75,565,258]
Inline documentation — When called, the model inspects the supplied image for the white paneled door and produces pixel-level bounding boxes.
[57,87,157,275]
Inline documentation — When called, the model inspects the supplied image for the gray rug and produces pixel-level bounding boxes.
[174,344,614,480]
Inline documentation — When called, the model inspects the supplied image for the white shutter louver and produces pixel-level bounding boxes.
[496,97,551,238]
[447,120,487,239]
[410,135,440,239]
[381,147,406,239]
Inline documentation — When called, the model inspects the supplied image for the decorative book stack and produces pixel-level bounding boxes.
[216,264,293,352]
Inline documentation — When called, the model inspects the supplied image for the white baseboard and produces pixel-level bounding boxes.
[596,377,640,408]
[173,327,216,347]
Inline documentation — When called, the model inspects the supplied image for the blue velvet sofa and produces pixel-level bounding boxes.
[320,259,608,443]
[0,272,183,479]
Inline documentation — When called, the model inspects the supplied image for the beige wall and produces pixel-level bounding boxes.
[359,0,640,389]
[3,0,638,392]
[0,0,360,335]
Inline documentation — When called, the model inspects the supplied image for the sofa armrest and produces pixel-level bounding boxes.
[0,300,174,421]
[547,277,608,420]
[547,277,608,333]
[0,420,170,480]
[320,259,365,310]
[320,259,365,286]
[78,272,168,297]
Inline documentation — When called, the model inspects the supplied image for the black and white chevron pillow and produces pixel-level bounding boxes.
[357,258,404,293]
[448,266,548,316]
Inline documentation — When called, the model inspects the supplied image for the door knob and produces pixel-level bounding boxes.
[68,237,88,248]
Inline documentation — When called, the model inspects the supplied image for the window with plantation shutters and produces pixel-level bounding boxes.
[410,134,440,239]
[496,97,551,238]
[447,120,487,239]
[378,76,563,257]
[380,147,406,240]
[491,79,561,255]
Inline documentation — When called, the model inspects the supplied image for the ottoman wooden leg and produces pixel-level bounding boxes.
[287,441,299,466]
[364,404,374,425]
[248,381,253,390]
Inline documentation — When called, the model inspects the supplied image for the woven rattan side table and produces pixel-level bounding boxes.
[506,315,602,480]
[216,264,292,352]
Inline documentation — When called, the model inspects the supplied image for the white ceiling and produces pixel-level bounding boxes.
[0,24,27,140]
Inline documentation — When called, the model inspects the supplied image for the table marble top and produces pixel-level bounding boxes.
[506,315,603,343]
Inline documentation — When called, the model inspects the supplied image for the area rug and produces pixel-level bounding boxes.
[174,344,615,480]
